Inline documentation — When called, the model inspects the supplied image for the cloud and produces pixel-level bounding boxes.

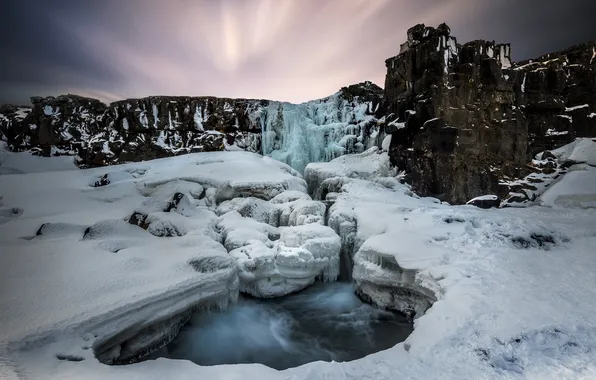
[1,0,594,105]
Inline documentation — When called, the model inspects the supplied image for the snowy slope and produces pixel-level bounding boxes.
[1,146,596,380]
[537,138,596,209]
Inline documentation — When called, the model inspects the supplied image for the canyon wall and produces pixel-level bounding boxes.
[383,23,595,203]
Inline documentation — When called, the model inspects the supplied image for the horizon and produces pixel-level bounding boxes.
[1,0,595,105]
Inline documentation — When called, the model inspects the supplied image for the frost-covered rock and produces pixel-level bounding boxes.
[353,233,437,318]
[227,222,340,298]
[304,147,391,198]
[216,190,326,228]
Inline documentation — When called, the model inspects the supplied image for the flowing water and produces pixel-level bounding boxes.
[157,282,413,370]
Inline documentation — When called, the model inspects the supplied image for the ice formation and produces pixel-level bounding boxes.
[216,191,340,297]
[260,93,384,173]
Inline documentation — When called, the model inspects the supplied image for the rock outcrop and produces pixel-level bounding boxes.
[383,23,595,204]
[513,43,596,156]
[0,82,384,171]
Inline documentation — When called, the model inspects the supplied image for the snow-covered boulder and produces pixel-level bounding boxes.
[304,147,392,198]
[538,164,596,208]
[217,191,326,228]
[217,210,340,298]
[466,195,500,209]
[353,233,437,318]
[536,139,596,209]
[549,137,596,166]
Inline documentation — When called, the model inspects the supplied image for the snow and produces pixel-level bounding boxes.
[468,194,498,202]
[550,138,596,166]
[538,165,596,208]
[304,147,391,197]
[14,108,31,121]
[546,128,568,136]
[565,104,589,112]
[0,142,77,175]
[1,146,596,380]
[521,73,526,93]
[152,104,159,128]
[381,135,392,151]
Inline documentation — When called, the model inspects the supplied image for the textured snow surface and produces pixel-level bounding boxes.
[537,139,596,209]
[550,138,596,166]
[1,148,596,380]
[0,141,77,174]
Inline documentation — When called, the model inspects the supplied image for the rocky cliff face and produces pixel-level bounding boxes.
[0,82,384,172]
[513,42,596,156]
[383,23,595,204]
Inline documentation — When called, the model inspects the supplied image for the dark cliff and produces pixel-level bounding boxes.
[383,23,595,204]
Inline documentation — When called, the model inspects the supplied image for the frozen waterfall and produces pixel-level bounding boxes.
[260,93,384,173]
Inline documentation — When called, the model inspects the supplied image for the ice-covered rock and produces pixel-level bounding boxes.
[353,233,437,318]
[216,190,326,228]
[304,146,391,198]
[217,207,340,298]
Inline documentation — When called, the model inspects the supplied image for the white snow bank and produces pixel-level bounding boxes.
[549,137,596,165]
[0,142,77,174]
[538,165,596,208]
[304,146,391,197]
[0,151,312,374]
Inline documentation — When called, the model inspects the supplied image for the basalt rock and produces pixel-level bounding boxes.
[0,83,384,169]
[384,24,526,204]
[513,42,596,156]
[383,23,595,204]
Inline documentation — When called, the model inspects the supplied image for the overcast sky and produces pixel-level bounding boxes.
[1,0,595,105]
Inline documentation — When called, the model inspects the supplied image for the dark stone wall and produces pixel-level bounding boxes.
[384,23,595,204]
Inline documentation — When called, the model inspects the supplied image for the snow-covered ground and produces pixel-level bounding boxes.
[1,142,596,379]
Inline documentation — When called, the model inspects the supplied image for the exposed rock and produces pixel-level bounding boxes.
[466,195,501,209]
[94,174,110,188]
[0,83,385,171]
[384,23,595,204]
[513,42,596,156]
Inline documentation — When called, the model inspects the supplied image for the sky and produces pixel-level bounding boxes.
[1,0,595,105]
